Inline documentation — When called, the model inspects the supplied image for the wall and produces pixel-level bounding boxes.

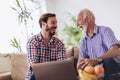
[45,0,120,40]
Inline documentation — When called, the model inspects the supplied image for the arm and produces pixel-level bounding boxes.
[98,44,120,60]
[57,43,66,60]
[77,39,90,69]
[79,39,89,59]
[98,27,120,61]
[27,39,39,64]
[26,38,39,79]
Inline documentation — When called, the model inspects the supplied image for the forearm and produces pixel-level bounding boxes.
[58,45,66,60]
[99,45,120,60]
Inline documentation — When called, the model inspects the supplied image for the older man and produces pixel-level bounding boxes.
[76,9,120,80]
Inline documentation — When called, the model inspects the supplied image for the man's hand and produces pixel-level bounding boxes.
[77,58,98,70]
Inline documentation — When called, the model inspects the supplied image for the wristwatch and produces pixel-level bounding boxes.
[96,57,103,63]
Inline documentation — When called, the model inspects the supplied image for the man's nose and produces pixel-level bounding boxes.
[53,23,57,28]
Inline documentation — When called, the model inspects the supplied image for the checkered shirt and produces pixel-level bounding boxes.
[26,33,66,79]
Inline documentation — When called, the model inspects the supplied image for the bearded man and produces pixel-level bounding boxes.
[26,13,66,80]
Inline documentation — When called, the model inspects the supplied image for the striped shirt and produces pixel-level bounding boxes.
[79,25,120,62]
[26,33,66,79]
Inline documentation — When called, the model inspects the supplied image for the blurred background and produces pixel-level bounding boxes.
[0,0,120,53]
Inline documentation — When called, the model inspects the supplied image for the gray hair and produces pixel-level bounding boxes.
[80,9,95,21]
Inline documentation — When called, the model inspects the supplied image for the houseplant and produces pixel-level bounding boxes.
[62,14,83,48]
[10,0,40,52]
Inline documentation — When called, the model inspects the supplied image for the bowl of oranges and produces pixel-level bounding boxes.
[78,65,104,80]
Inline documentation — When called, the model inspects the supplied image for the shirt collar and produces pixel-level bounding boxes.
[94,25,98,34]
[38,32,54,43]
[85,25,98,38]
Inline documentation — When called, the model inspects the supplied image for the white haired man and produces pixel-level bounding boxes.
[77,9,120,80]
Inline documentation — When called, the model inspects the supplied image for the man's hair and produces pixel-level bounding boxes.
[39,13,56,28]
[80,9,95,21]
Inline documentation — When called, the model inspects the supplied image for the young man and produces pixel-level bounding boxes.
[76,9,120,80]
[26,13,66,80]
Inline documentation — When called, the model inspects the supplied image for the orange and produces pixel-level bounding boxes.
[94,65,104,76]
[84,66,94,74]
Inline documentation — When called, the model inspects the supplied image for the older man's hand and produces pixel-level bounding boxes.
[77,58,98,70]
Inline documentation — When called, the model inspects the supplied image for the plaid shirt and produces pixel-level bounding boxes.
[26,33,66,79]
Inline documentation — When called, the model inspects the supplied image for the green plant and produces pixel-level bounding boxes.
[11,0,33,25]
[11,0,40,39]
[10,0,40,52]
[10,37,22,53]
[62,14,83,48]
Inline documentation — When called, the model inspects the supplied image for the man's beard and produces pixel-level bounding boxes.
[82,23,88,34]
[78,23,88,35]
[45,25,56,36]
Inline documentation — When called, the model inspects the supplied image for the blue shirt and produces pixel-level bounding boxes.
[79,25,120,63]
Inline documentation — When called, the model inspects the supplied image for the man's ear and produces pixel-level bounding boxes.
[41,22,46,27]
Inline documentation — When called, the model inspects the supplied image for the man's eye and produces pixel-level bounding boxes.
[51,22,56,24]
